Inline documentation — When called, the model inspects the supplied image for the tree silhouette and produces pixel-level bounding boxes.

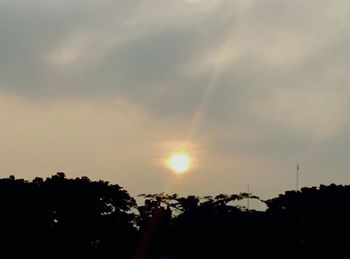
[0,174,349,258]
[0,173,137,258]
[265,184,350,256]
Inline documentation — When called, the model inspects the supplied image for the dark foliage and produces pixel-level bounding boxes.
[0,173,136,258]
[0,173,349,258]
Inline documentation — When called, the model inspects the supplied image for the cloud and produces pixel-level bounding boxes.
[1,0,350,197]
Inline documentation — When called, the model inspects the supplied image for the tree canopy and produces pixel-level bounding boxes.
[0,173,349,258]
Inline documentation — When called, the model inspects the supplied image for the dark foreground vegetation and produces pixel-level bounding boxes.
[0,173,349,258]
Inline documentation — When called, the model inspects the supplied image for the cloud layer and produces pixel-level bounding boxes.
[1,0,350,198]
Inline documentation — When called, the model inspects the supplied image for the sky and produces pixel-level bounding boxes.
[1,0,350,200]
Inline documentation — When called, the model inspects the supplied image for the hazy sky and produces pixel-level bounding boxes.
[1,0,350,199]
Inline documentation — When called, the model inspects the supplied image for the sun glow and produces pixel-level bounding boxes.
[166,152,192,174]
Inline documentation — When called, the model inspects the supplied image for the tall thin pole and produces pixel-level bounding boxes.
[296,161,300,192]
[247,184,250,210]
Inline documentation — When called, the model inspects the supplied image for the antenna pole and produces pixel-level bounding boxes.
[247,184,250,210]
[296,161,300,192]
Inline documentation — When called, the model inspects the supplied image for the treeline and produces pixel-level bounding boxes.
[0,173,349,258]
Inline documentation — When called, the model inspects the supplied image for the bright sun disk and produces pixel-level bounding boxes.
[166,152,192,174]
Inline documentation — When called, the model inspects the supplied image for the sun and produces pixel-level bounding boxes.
[166,152,192,174]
